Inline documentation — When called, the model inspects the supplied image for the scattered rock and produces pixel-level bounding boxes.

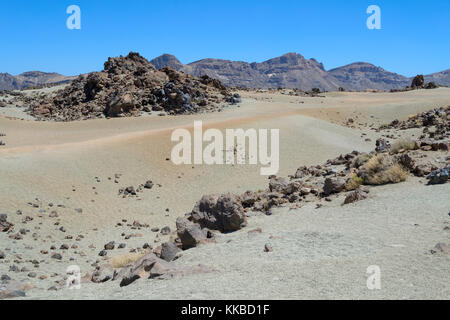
[323,178,346,196]
[343,188,368,205]
[104,241,115,250]
[189,193,247,233]
[160,242,181,262]
[51,253,62,260]
[427,165,449,185]
[431,243,449,254]
[0,214,13,232]
[176,217,208,250]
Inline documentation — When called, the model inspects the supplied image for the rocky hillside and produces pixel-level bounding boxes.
[150,53,449,91]
[0,73,21,91]
[27,52,235,121]
[179,53,341,91]
[0,71,74,91]
[328,62,410,91]
[424,69,450,86]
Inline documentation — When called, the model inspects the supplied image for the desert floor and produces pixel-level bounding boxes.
[0,88,449,299]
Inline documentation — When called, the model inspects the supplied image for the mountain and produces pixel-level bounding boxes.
[0,71,75,91]
[176,53,340,91]
[150,53,449,91]
[328,62,410,91]
[0,73,22,91]
[149,54,184,71]
[2,54,448,92]
[424,69,450,86]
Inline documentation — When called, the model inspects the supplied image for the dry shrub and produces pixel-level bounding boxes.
[359,154,409,185]
[391,138,417,154]
[345,174,364,191]
[352,153,371,168]
[110,252,145,269]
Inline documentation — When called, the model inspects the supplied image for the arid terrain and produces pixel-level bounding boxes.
[0,86,449,299]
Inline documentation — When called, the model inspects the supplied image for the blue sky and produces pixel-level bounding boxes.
[1,0,448,77]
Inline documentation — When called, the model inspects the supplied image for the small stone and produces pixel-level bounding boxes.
[160,226,171,235]
[104,241,115,250]
[51,253,62,260]
[264,244,273,252]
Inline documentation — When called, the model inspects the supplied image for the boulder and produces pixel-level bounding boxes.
[323,178,346,196]
[411,75,425,88]
[189,193,246,233]
[427,165,449,185]
[176,217,207,250]
[160,242,181,262]
[105,93,135,117]
[343,188,368,205]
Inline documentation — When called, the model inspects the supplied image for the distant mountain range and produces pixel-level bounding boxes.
[149,53,449,92]
[1,53,448,92]
[0,71,75,91]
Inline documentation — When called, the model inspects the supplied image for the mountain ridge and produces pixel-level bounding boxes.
[150,53,449,91]
[0,71,75,91]
[1,53,448,92]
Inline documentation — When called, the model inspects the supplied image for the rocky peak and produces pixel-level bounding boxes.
[104,52,156,75]
[150,54,184,71]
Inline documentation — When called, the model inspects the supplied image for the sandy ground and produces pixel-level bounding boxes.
[0,88,449,299]
[24,178,450,300]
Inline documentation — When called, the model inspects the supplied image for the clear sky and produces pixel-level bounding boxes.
[1,0,448,77]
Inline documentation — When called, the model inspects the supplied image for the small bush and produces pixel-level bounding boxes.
[345,174,364,191]
[391,138,416,154]
[110,252,145,269]
[359,154,409,185]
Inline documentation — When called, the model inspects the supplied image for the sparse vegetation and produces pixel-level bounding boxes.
[352,153,372,168]
[110,252,145,269]
[359,154,409,185]
[345,174,364,191]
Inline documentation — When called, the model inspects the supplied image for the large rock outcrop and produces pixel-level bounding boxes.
[28,52,233,121]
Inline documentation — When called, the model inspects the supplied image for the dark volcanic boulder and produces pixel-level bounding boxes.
[105,92,135,117]
[160,242,181,262]
[411,75,425,88]
[189,193,246,233]
[427,166,449,185]
[176,217,207,250]
[323,178,346,196]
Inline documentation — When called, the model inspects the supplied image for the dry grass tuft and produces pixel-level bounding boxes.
[391,138,417,154]
[359,154,409,185]
[110,252,145,269]
[353,153,372,168]
[345,174,364,191]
